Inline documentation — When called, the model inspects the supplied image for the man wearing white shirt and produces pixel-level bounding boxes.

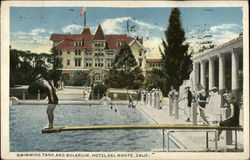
[207,87,221,124]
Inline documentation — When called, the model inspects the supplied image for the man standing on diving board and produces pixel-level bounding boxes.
[34,74,58,129]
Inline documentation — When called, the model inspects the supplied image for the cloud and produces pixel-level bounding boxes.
[210,24,240,32]
[32,36,50,44]
[62,24,82,33]
[10,28,52,53]
[101,17,129,34]
[31,28,45,36]
[11,31,27,36]
[11,42,53,53]
[185,23,241,53]
[211,31,238,45]
[100,17,164,36]
[134,19,164,31]
[11,28,47,37]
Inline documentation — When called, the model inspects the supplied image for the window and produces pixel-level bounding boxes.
[67,60,70,65]
[94,41,104,47]
[75,41,83,46]
[67,51,70,54]
[117,41,125,47]
[75,50,81,55]
[85,50,92,56]
[85,58,92,67]
[75,59,81,67]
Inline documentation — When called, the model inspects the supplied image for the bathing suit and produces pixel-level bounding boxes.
[198,93,207,108]
[187,90,192,107]
[220,102,240,127]
[46,81,58,104]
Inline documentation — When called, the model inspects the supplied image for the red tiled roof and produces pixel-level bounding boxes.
[105,35,132,50]
[81,27,91,35]
[146,59,162,63]
[93,25,105,40]
[55,36,93,50]
[50,25,144,50]
[50,34,85,41]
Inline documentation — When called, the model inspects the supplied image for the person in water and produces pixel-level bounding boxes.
[217,93,240,141]
[35,74,58,129]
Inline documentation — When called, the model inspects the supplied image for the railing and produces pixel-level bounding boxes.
[42,124,243,152]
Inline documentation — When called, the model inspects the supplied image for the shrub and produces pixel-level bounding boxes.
[92,83,107,99]
[10,88,47,100]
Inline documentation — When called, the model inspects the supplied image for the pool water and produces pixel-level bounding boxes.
[10,104,178,152]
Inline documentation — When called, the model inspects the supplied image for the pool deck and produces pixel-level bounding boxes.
[12,87,244,152]
[136,101,244,152]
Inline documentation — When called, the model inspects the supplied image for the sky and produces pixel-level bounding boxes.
[10,7,243,58]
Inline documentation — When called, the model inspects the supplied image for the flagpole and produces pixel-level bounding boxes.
[82,13,84,26]
[84,11,86,26]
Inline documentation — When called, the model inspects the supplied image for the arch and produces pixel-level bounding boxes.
[89,69,107,83]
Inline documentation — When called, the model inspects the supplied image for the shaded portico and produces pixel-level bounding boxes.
[192,35,243,100]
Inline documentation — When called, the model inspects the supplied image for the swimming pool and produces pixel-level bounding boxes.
[10,104,178,152]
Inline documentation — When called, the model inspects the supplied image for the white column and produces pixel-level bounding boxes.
[200,61,206,88]
[193,62,199,91]
[231,49,239,91]
[219,55,226,91]
[209,58,215,90]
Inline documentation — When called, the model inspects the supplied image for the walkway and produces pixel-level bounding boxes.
[137,100,244,152]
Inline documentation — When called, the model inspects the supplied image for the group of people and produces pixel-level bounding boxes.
[141,89,163,109]
[170,84,240,141]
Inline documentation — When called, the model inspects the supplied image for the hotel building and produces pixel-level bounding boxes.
[50,24,148,83]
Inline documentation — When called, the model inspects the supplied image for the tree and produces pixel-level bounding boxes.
[145,68,165,91]
[159,8,192,95]
[65,70,90,86]
[10,49,20,86]
[48,47,62,88]
[104,66,123,88]
[128,66,145,89]
[105,44,144,89]
[9,48,61,87]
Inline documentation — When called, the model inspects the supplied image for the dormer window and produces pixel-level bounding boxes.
[117,41,125,47]
[94,41,104,47]
[75,41,83,46]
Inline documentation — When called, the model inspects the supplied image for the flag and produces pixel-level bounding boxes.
[80,8,86,15]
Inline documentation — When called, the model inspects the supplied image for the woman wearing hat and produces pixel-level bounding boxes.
[217,93,240,141]
[32,74,58,129]
[207,87,221,124]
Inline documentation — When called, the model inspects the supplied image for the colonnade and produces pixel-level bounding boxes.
[192,36,243,100]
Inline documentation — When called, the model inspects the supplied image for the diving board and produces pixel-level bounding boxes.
[42,124,243,133]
